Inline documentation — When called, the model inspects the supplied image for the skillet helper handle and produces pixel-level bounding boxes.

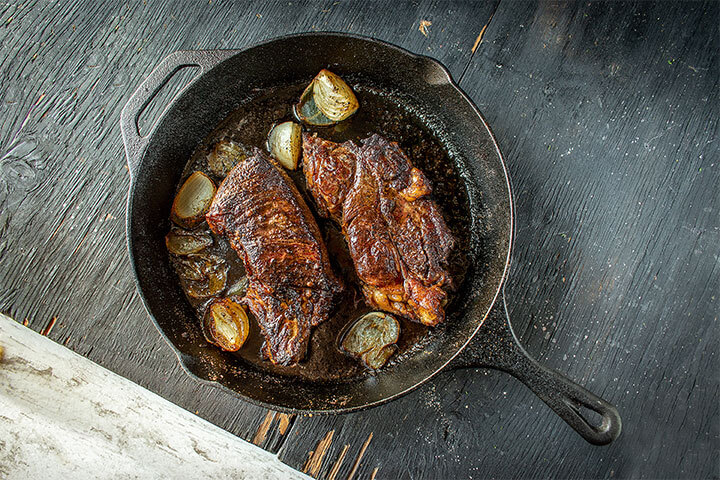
[120,50,237,177]
[452,294,622,445]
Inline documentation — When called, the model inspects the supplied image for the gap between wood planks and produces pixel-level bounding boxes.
[458,1,501,84]
[252,410,294,446]
[40,316,57,336]
[298,430,374,480]
[303,430,335,477]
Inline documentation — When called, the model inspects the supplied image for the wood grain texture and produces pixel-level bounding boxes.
[0,0,717,479]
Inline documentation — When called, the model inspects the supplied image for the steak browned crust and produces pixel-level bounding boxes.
[303,133,454,326]
[206,149,343,365]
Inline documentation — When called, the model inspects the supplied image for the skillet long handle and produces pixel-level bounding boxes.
[120,49,238,177]
[451,294,622,445]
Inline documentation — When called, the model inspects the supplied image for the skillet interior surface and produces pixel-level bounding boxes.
[127,33,512,412]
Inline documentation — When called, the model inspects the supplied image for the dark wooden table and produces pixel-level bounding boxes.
[1,1,717,478]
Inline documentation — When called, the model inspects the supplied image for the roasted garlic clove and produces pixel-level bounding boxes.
[203,297,250,351]
[295,69,359,126]
[267,121,302,170]
[170,171,216,229]
[341,311,400,370]
[312,69,360,121]
[207,140,248,178]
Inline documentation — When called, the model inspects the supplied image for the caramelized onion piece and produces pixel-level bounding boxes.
[207,140,248,178]
[341,312,400,370]
[295,85,334,126]
[226,276,249,297]
[313,69,359,121]
[267,121,301,170]
[203,297,249,352]
[295,69,359,126]
[172,254,228,299]
[171,171,216,229]
[362,344,398,370]
[165,228,213,255]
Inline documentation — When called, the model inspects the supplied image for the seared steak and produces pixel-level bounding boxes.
[206,149,343,365]
[303,133,454,326]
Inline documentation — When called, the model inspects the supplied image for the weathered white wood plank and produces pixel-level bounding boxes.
[0,314,309,480]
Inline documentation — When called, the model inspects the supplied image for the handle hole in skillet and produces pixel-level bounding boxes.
[137,65,200,137]
[578,404,605,430]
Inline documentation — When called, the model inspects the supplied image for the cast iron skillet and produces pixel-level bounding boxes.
[120,33,621,445]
